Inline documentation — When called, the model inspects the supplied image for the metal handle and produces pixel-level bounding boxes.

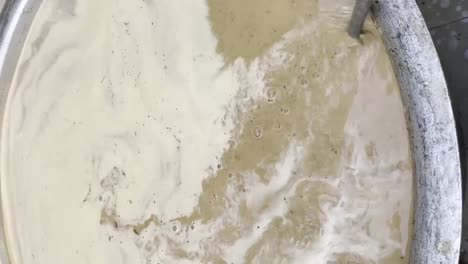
[348,0,373,38]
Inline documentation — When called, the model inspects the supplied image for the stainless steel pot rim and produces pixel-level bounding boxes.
[0,0,462,263]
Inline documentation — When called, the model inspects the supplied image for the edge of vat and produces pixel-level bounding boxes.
[373,1,462,263]
[0,0,42,263]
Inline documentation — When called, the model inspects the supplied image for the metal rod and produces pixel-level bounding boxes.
[348,0,373,38]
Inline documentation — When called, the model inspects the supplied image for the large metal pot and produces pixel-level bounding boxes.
[0,0,461,263]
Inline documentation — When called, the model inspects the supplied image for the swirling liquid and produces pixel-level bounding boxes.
[1,0,413,263]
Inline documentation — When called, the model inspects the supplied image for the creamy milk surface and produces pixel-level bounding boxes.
[1,0,412,263]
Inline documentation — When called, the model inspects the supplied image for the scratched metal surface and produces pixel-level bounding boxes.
[372,0,461,263]
[415,0,468,263]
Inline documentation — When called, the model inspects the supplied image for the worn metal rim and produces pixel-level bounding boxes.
[0,0,462,263]
[372,1,462,263]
